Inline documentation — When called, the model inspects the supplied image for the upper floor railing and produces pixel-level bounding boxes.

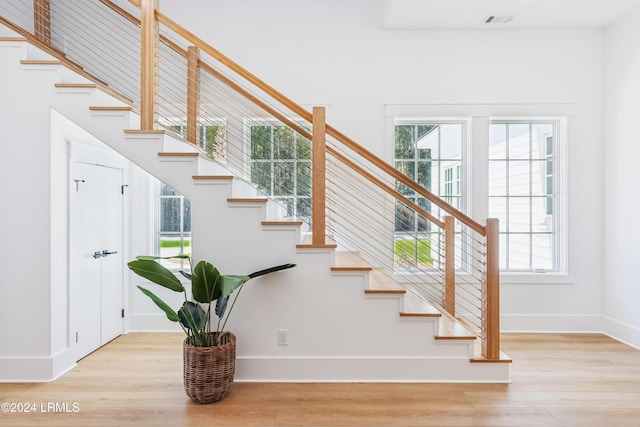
[0,0,501,360]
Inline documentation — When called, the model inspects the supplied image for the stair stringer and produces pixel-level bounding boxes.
[1,32,510,382]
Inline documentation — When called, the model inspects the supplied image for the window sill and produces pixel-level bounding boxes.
[500,273,575,285]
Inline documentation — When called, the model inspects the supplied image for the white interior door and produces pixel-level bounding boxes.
[70,161,124,360]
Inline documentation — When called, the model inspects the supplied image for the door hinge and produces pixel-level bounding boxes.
[121,309,125,318]
[75,332,78,343]
[121,184,129,195]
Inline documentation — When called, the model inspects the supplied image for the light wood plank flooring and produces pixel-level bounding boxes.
[1,333,639,426]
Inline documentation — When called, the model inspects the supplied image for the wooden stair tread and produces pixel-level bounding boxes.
[124,129,165,134]
[192,175,233,180]
[56,83,97,88]
[262,220,303,226]
[89,106,132,111]
[158,152,199,157]
[333,251,371,271]
[400,293,442,317]
[227,198,269,203]
[21,59,63,65]
[0,37,27,41]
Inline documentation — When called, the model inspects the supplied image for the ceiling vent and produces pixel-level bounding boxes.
[484,15,514,24]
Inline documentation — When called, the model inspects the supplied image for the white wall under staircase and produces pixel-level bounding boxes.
[0,30,509,382]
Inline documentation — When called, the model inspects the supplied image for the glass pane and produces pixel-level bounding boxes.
[273,126,295,160]
[296,198,311,219]
[251,162,271,193]
[395,125,415,159]
[273,161,294,196]
[395,203,415,232]
[532,234,553,270]
[417,126,439,159]
[159,234,182,258]
[183,198,191,232]
[296,162,311,196]
[394,236,416,268]
[296,134,311,159]
[508,198,530,232]
[417,161,431,189]
[508,124,530,159]
[488,197,507,233]
[440,124,462,159]
[530,160,546,196]
[160,198,181,232]
[251,126,271,159]
[489,124,507,159]
[531,197,551,232]
[395,161,415,196]
[416,237,433,267]
[161,184,179,196]
[508,161,530,196]
[531,124,553,159]
[508,234,531,270]
[488,161,506,196]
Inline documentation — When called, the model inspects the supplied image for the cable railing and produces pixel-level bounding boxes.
[0,0,501,360]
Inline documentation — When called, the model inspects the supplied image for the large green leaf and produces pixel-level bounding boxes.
[220,275,250,298]
[137,286,180,322]
[178,301,206,332]
[136,255,190,261]
[128,259,184,292]
[191,261,221,303]
[248,263,296,278]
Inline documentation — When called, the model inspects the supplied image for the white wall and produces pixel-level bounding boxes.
[604,6,640,349]
[160,0,606,332]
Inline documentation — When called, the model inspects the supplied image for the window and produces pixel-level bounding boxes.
[158,183,191,268]
[168,121,227,159]
[249,122,312,220]
[390,108,566,275]
[488,120,558,271]
[393,121,465,269]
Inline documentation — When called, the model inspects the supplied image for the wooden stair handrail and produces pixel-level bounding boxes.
[118,0,484,235]
[326,124,486,236]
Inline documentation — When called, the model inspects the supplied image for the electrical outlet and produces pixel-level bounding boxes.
[278,329,288,346]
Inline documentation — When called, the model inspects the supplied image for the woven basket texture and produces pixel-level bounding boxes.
[183,331,236,404]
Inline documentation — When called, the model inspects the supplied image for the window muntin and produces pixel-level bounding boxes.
[158,184,191,269]
[488,121,556,272]
[393,121,465,269]
[249,122,312,220]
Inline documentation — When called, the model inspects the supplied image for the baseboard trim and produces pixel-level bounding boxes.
[234,356,510,383]
[0,348,76,382]
[603,316,640,350]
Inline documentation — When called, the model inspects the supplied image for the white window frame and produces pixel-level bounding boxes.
[386,104,572,284]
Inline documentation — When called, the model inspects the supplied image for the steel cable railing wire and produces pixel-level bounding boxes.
[13,1,484,336]
[49,1,140,103]
[0,2,33,32]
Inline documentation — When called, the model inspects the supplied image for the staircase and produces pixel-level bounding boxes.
[0,9,510,382]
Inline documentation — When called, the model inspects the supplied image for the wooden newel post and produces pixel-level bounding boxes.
[312,107,326,246]
[444,216,455,317]
[483,218,500,360]
[186,46,200,144]
[140,0,159,131]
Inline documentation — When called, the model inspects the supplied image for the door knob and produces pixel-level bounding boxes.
[102,250,118,256]
[93,251,104,259]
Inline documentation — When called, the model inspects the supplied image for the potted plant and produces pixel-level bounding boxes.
[127,255,295,403]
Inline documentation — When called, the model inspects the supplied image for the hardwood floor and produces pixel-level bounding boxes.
[1,333,639,426]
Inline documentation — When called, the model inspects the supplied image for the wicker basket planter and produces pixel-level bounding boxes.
[183,331,237,404]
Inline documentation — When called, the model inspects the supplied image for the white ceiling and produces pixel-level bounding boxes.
[383,0,640,30]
